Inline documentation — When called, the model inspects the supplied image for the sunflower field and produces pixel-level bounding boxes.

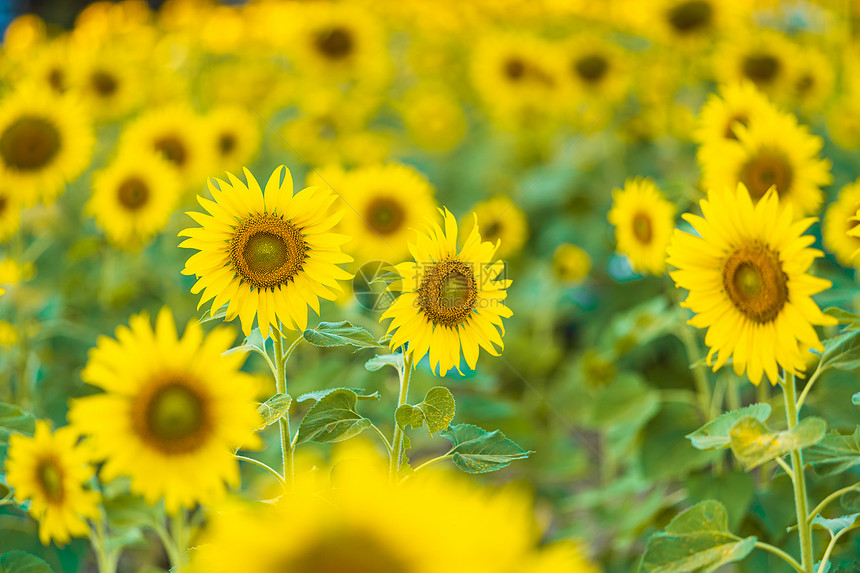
[3,0,860,572]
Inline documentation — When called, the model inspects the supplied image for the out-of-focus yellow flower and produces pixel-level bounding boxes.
[553,243,591,285]
[462,195,528,260]
[823,180,860,268]
[608,178,676,276]
[203,106,262,174]
[0,320,17,345]
[399,86,467,153]
[713,29,800,104]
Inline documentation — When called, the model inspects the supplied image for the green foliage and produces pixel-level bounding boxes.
[440,424,532,474]
[589,373,660,429]
[729,416,827,470]
[805,427,860,477]
[302,321,381,350]
[395,387,456,435]
[223,327,268,360]
[256,393,292,429]
[295,388,380,404]
[640,500,756,573]
[296,389,373,444]
[685,471,755,532]
[687,404,772,451]
[0,551,53,573]
[364,353,403,372]
[819,330,860,373]
[811,514,860,537]
[640,403,719,481]
[0,402,36,458]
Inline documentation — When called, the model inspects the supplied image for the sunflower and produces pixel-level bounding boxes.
[560,32,630,114]
[381,208,511,375]
[666,184,836,385]
[825,181,860,266]
[0,187,21,241]
[4,421,101,545]
[552,243,591,285]
[119,105,211,192]
[608,178,676,276]
[647,0,745,47]
[791,44,835,114]
[204,106,262,174]
[398,85,467,153]
[86,152,181,249]
[713,30,800,102]
[179,166,354,337]
[462,195,528,259]
[67,308,261,514]
[693,81,777,150]
[68,47,142,122]
[189,458,536,573]
[699,108,831,216]
[0,87,95,206]
[27,40,70,96]
[336,163,439,265]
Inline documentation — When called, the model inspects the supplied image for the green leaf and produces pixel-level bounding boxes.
[640,500,756,573]
[102,494,163,532]
[256,394,291,430]
[302,321,380,350]
[819,330,860,372]
[395,404,425,431]
[0,551,54,573]
[296,390,372,444]
[811,514,860,537]
[197,304,228,324]
[223,328,268,359]
[840,489,860,513]
[395,387,456,435]
[806,427,860,477]
[685,470,755,532]
[686,404,772,451]
[440,424,532,474]
[824,307,860,330]
[0,403,36,444]
[729,416,827,470]
[365,354,403,372]
[296,388,380,404]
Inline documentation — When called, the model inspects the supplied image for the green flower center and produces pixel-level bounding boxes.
[667,0,713,34]
[117,176,150,211]
[0,115,61,171]
[418,259,478,327]
[230,213,308,290]
[36,459,64,503]
[722,243,788,323]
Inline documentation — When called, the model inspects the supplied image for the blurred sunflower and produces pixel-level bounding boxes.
[521,541,600,573]
[462,195,528,259]
[791,44,835,114]
[179,166,353,337]
[119,105,211,191]
[381,208,512,375]
[68,308,261,514]
[86,152,180,249]
[337,163,439,265]
[69,48,142,122]
[667,184,836,385]
[560,33,630,129]
[204,106,262,174]
[608,178,675,276]
[4,421,101,545]
[823,181,860,268]
[648,0,744,47]
[28,40,70,96]
[552,243,591,285]
[398,86,467,153]
[699,108,831,216]
[0,188,21,241]
[0,87,94,206]
[714,30,799,101]
[694,81,776,149]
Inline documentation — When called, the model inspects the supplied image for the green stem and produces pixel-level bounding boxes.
[754,541,805,573]
[808,482,860,523]
[88,518,118,573]
[677,320,711,421]
[272,331,295,486]
[170,510,188,573]
[795,366,825,412]
[782,374,814,573]
[368,422,392,453]
[411,454,453,474]
[235,454,285,487]
[389,354,414,482]
[817,525,859,573]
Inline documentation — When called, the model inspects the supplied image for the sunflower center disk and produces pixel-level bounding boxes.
[667,0,713,34]
[91,70,118,96]
[366,197,404,235]
[739,149,794,199]
[0,196,7,215]
[0,116,61,171]
[315,27,354,60]
[418,260,478,327]
[274,531,409,573]
[575,54,608,82]
[632,212,653,244]
[154,135,188,167]
[218,132,237,155]
[140,382,208,453]
[743,53,780,84]
[723,114,749,140]
[230,214,308,290]
[118,177,150,210]
[722,244,788,323]
[37,459,64,503]
[48,68,65,92]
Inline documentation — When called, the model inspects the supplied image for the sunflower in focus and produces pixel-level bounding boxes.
[0,188,21,241]
[667,184,836,385]
[336,163,439,265]
[824,181,860,267]
[204,106,261,174]
[694,81,776,150]
[462,195,528,259]
[4,421,101,545]
[608,178,675,276]
[699,108,831,216]
[0,87,95,206]
[68,308,261,514]
[714,30,799,102]
[381,208,511,375]
[86,152,180,249]
[180,166,353,337]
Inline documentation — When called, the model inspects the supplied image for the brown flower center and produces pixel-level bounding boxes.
[230,213,308,290]
[271,530,409,573]
[483,220,502,241]
[722,243,788,323]
[574,54,609,83]
[723,113,749,140]
[91,70,118,97]
[48,68,65,93]
[743,53,780,85]
[667,0,713,34]
[0,116,61,171]
[502,57,554,87]
[315,27,353,60]
[154,135,188,167]
[218,132,237,156]
[738,148,794,200]
[117,176,149,210]
[134,380,211,454]
[0,196,7,215]
[36,458,65,503]
[418,259,478,327]
[796,74,814,96]
[632,212,653,244]
[365,197,404,235]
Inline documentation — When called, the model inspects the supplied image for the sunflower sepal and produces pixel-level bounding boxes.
[224,327,270,360]
[196,304,228,324]
[394,386,455,436]
[439,423,532,474]
[302,321,381,351]
[728,416,827,471]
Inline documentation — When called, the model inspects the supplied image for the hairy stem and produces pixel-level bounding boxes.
[782,374,814,573]
[389,354,414,481]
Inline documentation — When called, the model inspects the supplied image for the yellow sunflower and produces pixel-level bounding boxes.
[336,163,439,265]
[713,29,800,103]
[693,81,777,150]
[552,243,591,285]
[560,32,631,120]
[0,188,21,241]
[86,152,181,249]
[666,183,836,385]
[462,195,528,259]
[647,0,746,48]
[67,308,261,514]
[179,166,354,337]
[699,108,832,216]
[0,87,95,206]
[204,106,262,174]
[398,85,467,153]
[791,44,835,114]
[27,39,70,96]
[68,47,142,122]
[824,181,860,267]
[608,178,676,276]
[381,208,512,375]
[4,421,101,545]
[119,105,211,192]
